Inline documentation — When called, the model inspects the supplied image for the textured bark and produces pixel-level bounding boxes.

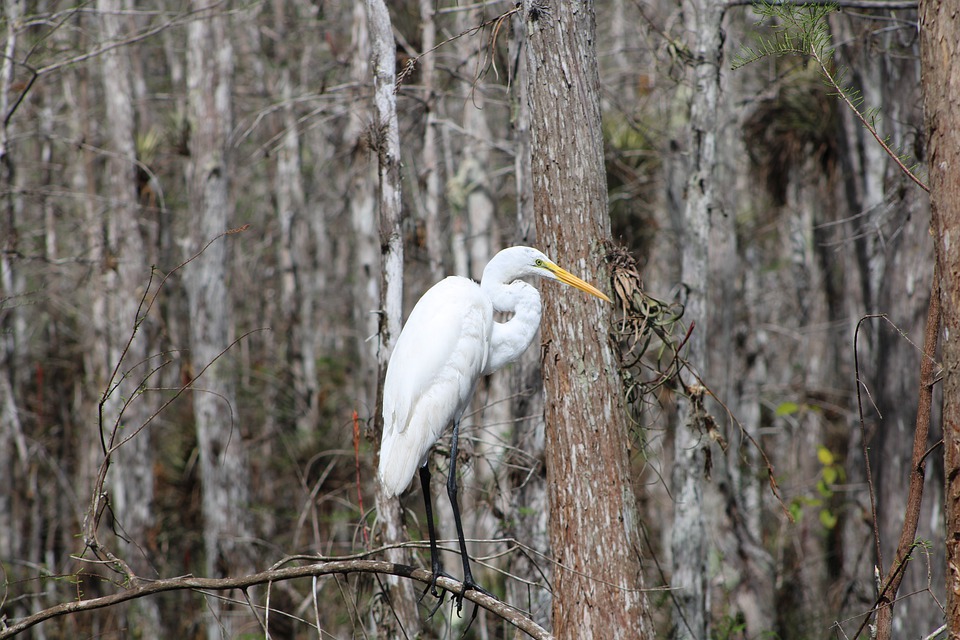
[367,0,403,364]
[920,1,960,635]
[501,15,553,627]
[670,0,725,636]
[524,1,652,637]
[185,4,255,636]
[366,0,421,635]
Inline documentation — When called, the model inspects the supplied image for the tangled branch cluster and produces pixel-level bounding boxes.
[605,245,687,416]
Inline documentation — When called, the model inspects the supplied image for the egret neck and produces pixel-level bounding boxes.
[480,277,542,376]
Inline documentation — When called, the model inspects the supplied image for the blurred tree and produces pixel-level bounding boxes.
[95,0,161,633]
[366,0,422,635]
[184,2,255,636]
[668,0,726,635]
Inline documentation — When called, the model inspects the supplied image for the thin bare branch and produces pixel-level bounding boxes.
[854,313,886,578]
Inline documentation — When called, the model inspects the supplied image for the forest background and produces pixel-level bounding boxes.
[0,0,947,638]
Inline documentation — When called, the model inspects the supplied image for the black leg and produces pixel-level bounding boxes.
[419,464,451,617]
[446,419,494,618]
[420,465,443,584]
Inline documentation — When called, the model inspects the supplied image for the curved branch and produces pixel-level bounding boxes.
[872,269,941,640]
[0,560,553,640]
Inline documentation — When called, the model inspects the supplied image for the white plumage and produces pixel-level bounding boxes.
[379,276,492,496]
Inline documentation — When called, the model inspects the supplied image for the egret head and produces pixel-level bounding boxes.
[485,246,611,302]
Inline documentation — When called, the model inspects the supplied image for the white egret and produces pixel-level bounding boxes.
[378,245,610,612]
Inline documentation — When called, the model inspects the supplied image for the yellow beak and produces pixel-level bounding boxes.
[545,263,612,302]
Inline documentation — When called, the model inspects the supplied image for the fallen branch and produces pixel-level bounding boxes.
[0,560,553,640]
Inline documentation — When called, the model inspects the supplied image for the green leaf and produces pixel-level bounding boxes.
[822,466,838,485]
[775,401,800,417]
[789,499,804,522]
[817,445,834,466]
[816,478,832,498]
[819,509,838,529]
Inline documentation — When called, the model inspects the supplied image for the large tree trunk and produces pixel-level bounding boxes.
[500,13,554,627]
[920,1,960,634]
[524,1,653,636]
[185,4,255,636]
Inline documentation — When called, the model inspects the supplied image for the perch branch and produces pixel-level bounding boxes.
[0,560,553,640]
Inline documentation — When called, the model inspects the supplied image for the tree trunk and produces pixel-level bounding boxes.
[0,2,28,622]
[276,66,319,438]
[185,4,255,636]
[501,14,554,627]
[366,0,421,636]
[669,0,725,635]
[96,0,161,633]
[346,2,381,414]
[920,1,960,635]
[523,1,653,637]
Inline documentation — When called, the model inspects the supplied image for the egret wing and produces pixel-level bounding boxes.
[378,277,493,496]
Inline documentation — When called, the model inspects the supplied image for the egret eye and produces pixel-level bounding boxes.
[535,259,544,267]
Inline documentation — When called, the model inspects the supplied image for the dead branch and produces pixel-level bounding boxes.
[0,560,553,640]
[872,269,941,640]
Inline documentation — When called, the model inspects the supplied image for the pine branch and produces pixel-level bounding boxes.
[732,0,929,192]
[807,43,929,192]
[726,0,918,10]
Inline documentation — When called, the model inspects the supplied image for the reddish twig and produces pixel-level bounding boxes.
[870,269,941,640]
[353,410,370,547]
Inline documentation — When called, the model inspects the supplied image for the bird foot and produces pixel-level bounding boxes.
[455,576,494,611]
[419,568,456,618]
[454,577,495,635]
[420,571,496,622]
